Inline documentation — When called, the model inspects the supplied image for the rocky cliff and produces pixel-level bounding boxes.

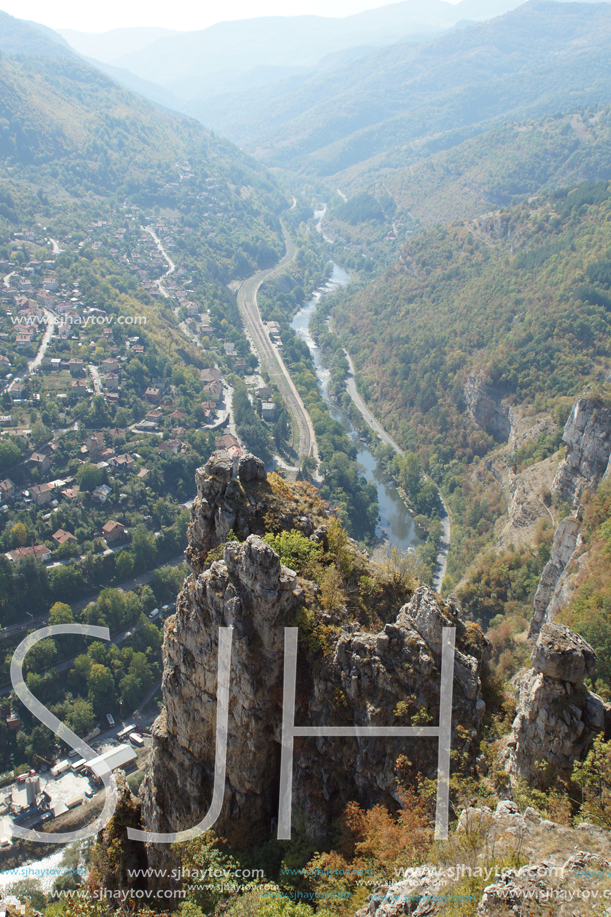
[529,396,611,639]
[552,396,611,506]
[502,623,607,786]
[142,452,490,860]
[463,375,513,442]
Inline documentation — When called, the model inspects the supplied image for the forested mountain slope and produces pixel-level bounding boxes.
[195,1,611,182]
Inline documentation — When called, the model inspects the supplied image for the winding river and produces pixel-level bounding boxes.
[291,268,423,554]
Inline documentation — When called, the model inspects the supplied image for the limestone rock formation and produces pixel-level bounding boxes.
[552,396,611,506]
[142,454,490,858]
[463,375,513,442]
[502,624,605,785]
[529,395,611,639]
[529,517,582,639]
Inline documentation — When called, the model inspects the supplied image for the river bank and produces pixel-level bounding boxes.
[291,269,424,559]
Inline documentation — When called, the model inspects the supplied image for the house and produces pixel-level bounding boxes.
[261,402,277,422]
[85,433,105,458]
[158,439,185,455]
[102,373,119,391]
[101,358,119,373]
[61,487,78,500]
[144,387,160,403]
[93,484,112,503]
[15,334,34,348]
[202,380,222,402]
[28,452,51,474]
[146,409,163,423]
[68,359,84,375]
[215,433,241,452]
[52,529,77,547]
[102,520,126,543]
[106,393,119,405]
[0,478,16,501]
[6,544,51,564]
[168,411,187,421]
[110,453,135,473]
[223,343,237,356]
[200,368,221,384]
[136,468,150,479]
[29,483,53,506]
[201,401,216,413]
[186,303,199,317]
[71,380,88,397]
[256,387,274,401]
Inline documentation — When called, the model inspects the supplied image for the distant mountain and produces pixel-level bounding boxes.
[0,10,73,58]
[188,0,611,181]
[57,27,180,64]
[68,0,524,102]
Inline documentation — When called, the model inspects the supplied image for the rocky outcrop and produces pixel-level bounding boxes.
[552,396,611,506]
[356,802,611,917]
[529,517,582,639]
[529,395,611,639]
[185,451,321,576]
[142,455,490,860]
[502,624,606,785]
[463,376,513,442]
[90,771,147,898]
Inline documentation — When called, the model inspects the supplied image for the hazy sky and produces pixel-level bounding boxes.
[4,0,461,34]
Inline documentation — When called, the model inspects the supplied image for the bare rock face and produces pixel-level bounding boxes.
[529,396,611,639]
[553,396,611,506]
[142,457,490,858]
[531,623,596,684]
[529,518,582,639]
[502,624,605,785]
[141,534,303,847]
[237,452,267,483]
[186,451,238,572]
[290,586,489,837]
[463,375,513,442]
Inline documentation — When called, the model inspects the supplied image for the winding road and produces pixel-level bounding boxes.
[143,226,175,298]
[237,225,319,468]
[8,308,57,392]
[344,351,450,592]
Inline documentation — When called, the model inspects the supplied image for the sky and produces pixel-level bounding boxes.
[1,0,461,34]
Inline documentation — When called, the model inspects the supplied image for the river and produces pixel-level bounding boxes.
[291,266,423,554]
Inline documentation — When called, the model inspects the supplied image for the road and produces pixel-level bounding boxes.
[8,308,57,391]
[343,351,450,592]
[237,224,319,468]
[143,226,175,298]
[89,363,103,395]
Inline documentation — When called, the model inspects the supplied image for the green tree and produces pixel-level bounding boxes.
[132,526,157,571]
[116,550,135,580]
[76,463,103,492]
[49,602,74,625]
[87,663,116,714]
